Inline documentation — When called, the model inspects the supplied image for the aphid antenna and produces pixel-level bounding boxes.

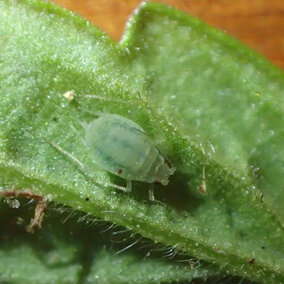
[76,107,104,118]
[47,140,131,193]
[48,140,85,168]
[102,210,116,214]
[82,94,132,105]
[70,123,88,148]
[62,91,132,105]
[76,93,154,118]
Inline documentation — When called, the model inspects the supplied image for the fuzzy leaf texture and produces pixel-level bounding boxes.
[0,0,284,283]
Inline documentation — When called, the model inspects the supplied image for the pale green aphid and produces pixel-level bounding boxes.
[83,113,175,193]
[49,110,175,199]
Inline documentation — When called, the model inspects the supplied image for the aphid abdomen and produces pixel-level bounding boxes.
[85,114,157,182]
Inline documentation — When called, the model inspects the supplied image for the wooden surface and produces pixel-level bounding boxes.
[49,0,284,70]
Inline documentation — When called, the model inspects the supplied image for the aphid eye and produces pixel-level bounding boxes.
[117,169,123,175]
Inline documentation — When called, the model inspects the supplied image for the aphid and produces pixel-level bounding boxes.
[83,113,175,191]
[50,113,175,197]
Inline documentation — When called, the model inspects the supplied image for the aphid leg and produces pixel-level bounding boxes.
[48,141,130,193]
[197,166,207,195]
[148,185,165,205]
[0,188,47,233]
[126,180,132,193]
[105,182,131,193]
[148,185,155,202]
[48,140,85,168]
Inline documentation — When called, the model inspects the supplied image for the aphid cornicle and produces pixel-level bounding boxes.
[83,113,175,191]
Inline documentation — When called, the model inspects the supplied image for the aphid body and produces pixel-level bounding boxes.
[84,114,175,186]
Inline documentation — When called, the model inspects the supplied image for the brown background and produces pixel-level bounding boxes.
[49,0,284,70]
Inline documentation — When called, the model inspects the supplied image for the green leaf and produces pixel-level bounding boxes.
[0,0,283,283]
[122,2,284,223]
[0,201,216,284]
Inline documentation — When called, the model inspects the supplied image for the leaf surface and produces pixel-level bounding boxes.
[0,0,283,283]
[0,202,215,284]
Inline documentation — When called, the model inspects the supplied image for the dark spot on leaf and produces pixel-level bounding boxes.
[248,258,255,264]
[117,169,123,175]
[85,197,90,201]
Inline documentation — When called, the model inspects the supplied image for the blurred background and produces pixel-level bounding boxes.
[49,0,284,70]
